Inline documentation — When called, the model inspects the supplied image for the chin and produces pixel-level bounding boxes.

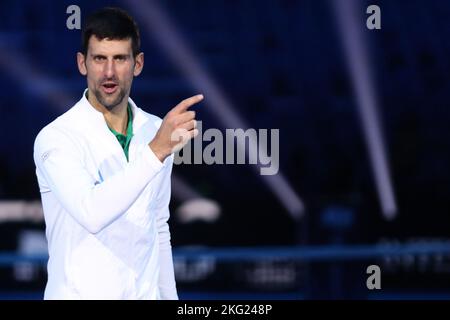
[97,90,125,110]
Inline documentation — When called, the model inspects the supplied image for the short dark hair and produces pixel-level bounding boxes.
[81,7,141,57]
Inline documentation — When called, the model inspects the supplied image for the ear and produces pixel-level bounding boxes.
[133,52,144,77]
[77,52,87,76]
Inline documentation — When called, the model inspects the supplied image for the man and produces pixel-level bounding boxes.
[33,7,202,299]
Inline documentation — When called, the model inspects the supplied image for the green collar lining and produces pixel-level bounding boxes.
[108,104,134,161]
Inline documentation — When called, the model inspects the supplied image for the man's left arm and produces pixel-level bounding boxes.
[155,155,178,300]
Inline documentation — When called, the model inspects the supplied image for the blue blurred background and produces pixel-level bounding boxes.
[0,0,449,299]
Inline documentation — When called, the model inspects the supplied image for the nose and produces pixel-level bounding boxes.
[104,58,116,79]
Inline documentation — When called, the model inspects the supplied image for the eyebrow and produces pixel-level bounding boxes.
[91,54,131,59]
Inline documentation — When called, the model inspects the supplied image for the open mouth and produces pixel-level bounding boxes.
[101,82,118,94]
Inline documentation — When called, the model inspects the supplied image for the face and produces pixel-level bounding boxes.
[77,36,143,111]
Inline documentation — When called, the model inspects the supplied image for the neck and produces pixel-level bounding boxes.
[87,90,129,135]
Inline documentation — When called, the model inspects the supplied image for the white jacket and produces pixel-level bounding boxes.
[33,90,178,300]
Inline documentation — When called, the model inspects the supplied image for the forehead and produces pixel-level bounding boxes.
[87,36,132,55]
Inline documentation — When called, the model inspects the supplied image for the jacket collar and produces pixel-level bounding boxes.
[79,88,148,135]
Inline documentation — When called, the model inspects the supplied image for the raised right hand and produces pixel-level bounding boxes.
[149,94,204,162]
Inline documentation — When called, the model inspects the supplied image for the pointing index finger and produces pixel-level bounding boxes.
[173,94,204,113]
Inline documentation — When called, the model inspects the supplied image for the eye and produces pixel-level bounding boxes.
[94,56,105,62]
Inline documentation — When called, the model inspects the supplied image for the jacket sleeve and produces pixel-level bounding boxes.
[33,126,165,234]
[155,155,178,300]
